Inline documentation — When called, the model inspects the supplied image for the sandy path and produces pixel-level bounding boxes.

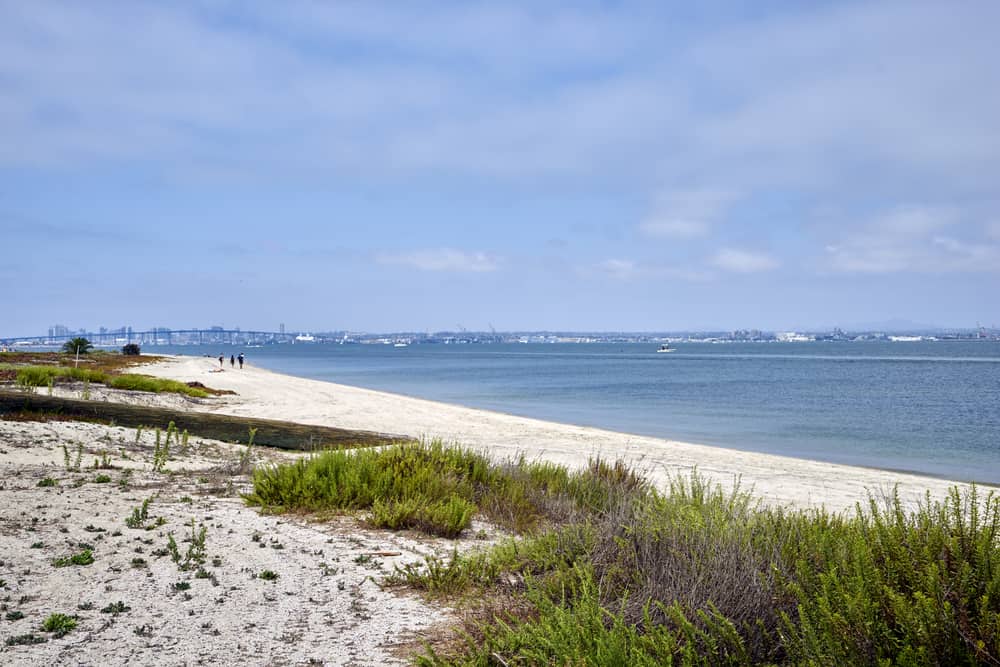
[142,355,991,513]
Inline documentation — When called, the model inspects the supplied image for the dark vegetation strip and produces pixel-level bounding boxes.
[0,390,408,451]
[248,441,1000,665]
[0,350,159,373]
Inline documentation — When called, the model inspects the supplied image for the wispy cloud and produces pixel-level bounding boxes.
[986,221,1000,241]
[711,248,779,273]
[587,258,715,282]
[594,258,637,280]
[376,249,499,273]
[638,189,736,239]
[824,205,1000,273]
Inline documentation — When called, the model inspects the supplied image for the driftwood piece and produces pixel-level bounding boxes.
[0,389,409,451]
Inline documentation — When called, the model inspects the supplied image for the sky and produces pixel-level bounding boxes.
[2,0,999,335]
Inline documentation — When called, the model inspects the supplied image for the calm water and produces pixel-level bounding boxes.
[165,341,1000,483]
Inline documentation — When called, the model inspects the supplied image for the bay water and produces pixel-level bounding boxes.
[165,341,1000,484]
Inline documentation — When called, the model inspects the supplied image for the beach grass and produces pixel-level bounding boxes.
[254,441,1000,664]
[4,364,209,398]
[245,441,648,537]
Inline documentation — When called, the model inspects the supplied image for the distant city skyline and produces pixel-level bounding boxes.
[3,2,998,334]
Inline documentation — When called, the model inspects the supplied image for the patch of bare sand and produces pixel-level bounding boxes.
[0,418,479,666]
[140,355,994,513]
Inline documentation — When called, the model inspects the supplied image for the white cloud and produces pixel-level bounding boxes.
[376,249,499,273]
[586,258,714,281]
[986,221,1000,241]
[711,248,779,273]
[638,189,736,239]
[594,258,637,279]
[824,205,1000,273]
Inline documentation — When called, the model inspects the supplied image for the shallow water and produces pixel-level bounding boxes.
[160,341,1000,484]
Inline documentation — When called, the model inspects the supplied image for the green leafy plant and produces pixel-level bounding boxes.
[52,549,94,568]
[124,497,152,529]
[37,477,57,488]
[166,518,207,571]
[41,612,77,638]
[258,570,279,581]
[93,449,113,470]
[100,601,131,615]
[121,343,141,356]
[61,443,83,472]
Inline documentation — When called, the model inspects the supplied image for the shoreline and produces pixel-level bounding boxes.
[140,355,992,513]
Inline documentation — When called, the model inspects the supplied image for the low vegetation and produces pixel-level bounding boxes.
[248,441,1000,665]
[52,549,95,568]
[40,612,78,638]
[246,440,642,537]
[5,364,210,398]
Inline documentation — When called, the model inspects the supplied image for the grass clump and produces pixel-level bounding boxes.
[107,374,208,398]
[40,613,77,638]
[52,549,94,568]
[7,363,208,398]
[100,601,131,615]
[36,477,57,488]
[246,441,645,538]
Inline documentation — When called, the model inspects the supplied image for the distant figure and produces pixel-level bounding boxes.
[238,353,244,369]
[230,354,235,367]
[218,354,223,368]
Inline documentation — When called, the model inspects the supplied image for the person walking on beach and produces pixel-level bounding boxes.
[230,354,235,367]
[218,354,223,368]
[238,353,244,369]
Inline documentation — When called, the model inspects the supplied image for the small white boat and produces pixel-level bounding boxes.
[656,344,674,353]
[393,342,408,347]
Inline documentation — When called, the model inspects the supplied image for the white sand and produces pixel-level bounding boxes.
[142,355,992,513]
[0,419,472,666]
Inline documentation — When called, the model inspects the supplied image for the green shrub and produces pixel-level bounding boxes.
[780,486,1000,665]
[52,549,94,567]
[40,613,77,638]
[394,462,1000,666]
[121,343,141,356]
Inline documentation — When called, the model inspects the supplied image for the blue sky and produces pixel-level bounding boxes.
[2,0,998,334]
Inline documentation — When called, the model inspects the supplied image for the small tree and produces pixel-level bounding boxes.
[122,343,141,356]
[62,337,93,355]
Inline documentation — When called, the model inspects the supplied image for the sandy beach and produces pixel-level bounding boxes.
[140,355,987,513]
[2,353,992,665]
